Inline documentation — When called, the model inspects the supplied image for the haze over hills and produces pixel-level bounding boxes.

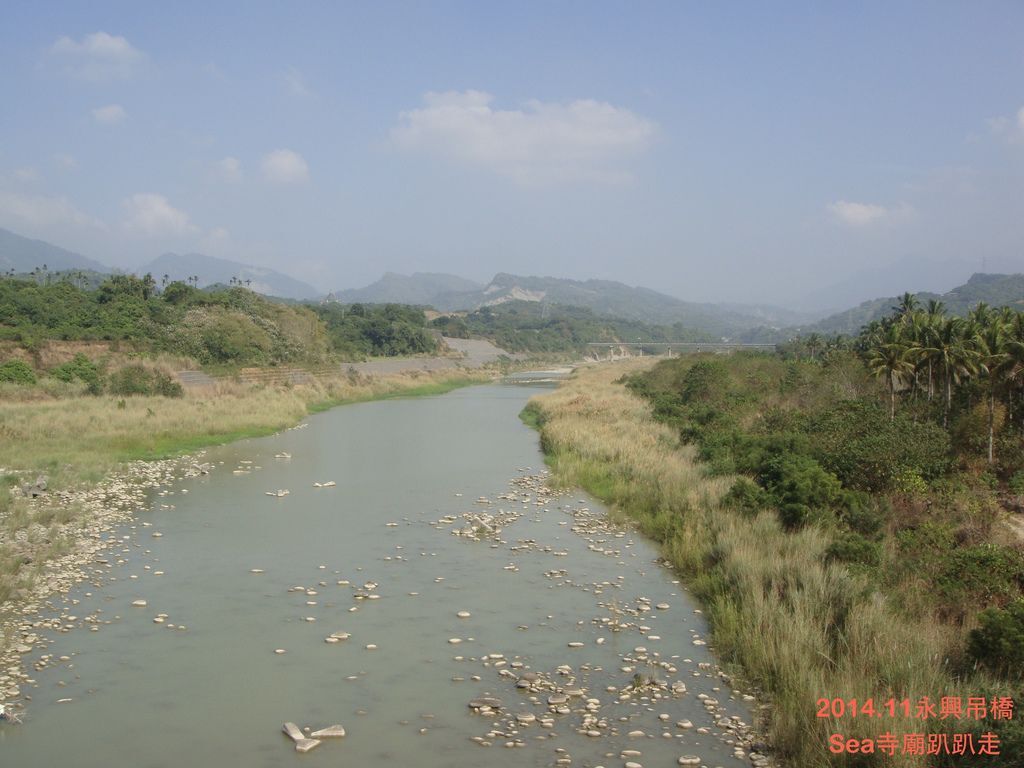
[334,271,822,338]
[795,255,1024,313]
[138,253,320,300]
[795,273,1024,336]
[0,227,109,274]
[334,272,484,305]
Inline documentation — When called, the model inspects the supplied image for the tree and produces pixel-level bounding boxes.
[976,315,1011,464]
[866,324,916,420]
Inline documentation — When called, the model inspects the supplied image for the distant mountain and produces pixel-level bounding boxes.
[334,272,483,305]
[799,273,1024,335]
[792,255,1024,312]
[140,252,319,300]
[0,227,109,274]
[335,271,820,338]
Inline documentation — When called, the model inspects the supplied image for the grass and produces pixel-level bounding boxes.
[527,360,1010,767]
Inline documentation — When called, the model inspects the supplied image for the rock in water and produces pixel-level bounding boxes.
[294,738,321,753]
[311,725,346,738]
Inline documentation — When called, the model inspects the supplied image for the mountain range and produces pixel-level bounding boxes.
[0,227,319,299]
[796,273,1024,335]
[3,226,1023,339]
[139,252,320,299]
[0,227,108,274]
[334,271,820,338]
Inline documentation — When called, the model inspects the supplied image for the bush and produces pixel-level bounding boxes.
[759,452,842,529]
[722,477,770,517]
[836,490,886,537]
[808,400,951,492]
[678,359,729,405]
[968,600,1024,678]
[0,359,36,385]
[51,353,103,394]
[106,365,183,397]
[825,532,881,567]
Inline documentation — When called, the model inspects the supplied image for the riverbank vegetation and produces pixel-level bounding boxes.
[0,272,442,369]
[431,300,713,353]
[529,318,1024,765]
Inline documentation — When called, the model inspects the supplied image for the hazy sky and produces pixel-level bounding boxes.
[1,1,1022,308]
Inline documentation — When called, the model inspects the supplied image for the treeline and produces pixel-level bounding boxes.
[0,274,438,369]
[311,302,437,359]
[430,300,711,353]
[783,293,1024,472]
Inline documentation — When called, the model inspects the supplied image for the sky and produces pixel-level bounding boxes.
[0,1,1022,309]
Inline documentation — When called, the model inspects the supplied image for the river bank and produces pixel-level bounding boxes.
[0,367,492,679]
[526,360,960,767]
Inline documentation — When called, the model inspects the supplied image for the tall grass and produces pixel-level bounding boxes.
[529,361,987,767]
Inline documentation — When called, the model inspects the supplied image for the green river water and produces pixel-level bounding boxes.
[1,383,755,768]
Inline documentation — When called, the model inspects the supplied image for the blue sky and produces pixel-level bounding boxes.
[1,1,1021,307]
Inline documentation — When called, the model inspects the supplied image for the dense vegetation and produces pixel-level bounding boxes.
[0,274,442,385]
[620,296,1024,764]
[431,300,712,353]
[311,302,437,358]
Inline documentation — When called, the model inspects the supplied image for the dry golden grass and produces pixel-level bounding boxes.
[0,368,490,485]
[529,360,985,767]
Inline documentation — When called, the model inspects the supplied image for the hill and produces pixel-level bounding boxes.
[140,252,320,300]
[800,273,1024,335]
[334,272,483,305]
[338,271,818,338]
[0,227,109,275]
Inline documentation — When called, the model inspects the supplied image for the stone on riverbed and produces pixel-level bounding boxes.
[283,722,322,753]
[311,724,346,738]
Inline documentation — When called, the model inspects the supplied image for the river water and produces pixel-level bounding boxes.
[1,383,754,767]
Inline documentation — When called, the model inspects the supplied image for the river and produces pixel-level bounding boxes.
[1,383,755,767]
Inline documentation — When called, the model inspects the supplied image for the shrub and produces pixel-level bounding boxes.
[51,353,103,394]
[678,359,729,405]
[106,365,183,397]
[968,600,1024,678]
[0,359,37,385]
[722,477,770,517]
[825,532,881,567]
[808,400,951,492]
[759,452,842,529]
[836,490,886,537]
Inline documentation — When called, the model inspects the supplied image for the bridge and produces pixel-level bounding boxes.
[585,341,776,357]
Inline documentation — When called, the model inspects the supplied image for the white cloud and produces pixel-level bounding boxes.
[92,104,126,125]
[391,90,657,184]
[827,200,892,226]
[0,190,106,231]
[213,156,243,183]
[121,193,198,237]
[261,149,309,184]
[49,31,144,82]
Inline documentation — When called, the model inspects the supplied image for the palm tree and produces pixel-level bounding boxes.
[893,292,920,322]
[867,324,916,420]
[976,316,1010,464]
[932,317,979,427]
